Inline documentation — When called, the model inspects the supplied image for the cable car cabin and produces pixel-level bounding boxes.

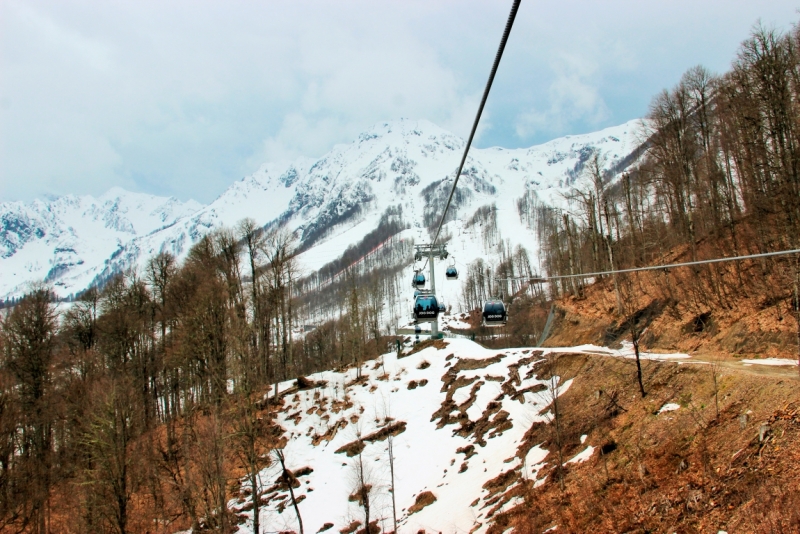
[445,266,459,280]
[482,300,507,327]
[413,294,440,323]
[412,272,426,288]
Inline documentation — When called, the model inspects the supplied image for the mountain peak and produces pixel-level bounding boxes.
[99,186,135,201]
[359,118,458,143]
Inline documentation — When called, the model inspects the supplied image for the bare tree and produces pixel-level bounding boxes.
[276,448,304,534]
[351,445,374,533]
[535,353,566,491]
[617,273,647,398]
[380,396,398,533]
[231,387,271,534]
[1,287,58,533]
[79,377,140,534]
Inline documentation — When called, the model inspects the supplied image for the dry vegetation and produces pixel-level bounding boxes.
[544,239,800,361]
[486,353,800,533]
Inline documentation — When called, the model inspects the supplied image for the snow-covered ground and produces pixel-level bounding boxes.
[227,338,691,533]
[658,403,681,414]
[741,358,799,367]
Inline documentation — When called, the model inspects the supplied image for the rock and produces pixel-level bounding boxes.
[758,423,771,442]
[296,376,314,389]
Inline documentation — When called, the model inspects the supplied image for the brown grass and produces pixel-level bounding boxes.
[408,491,437,514]
[484,353,800,533]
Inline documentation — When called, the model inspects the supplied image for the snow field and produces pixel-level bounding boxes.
[233,339,578,534]
[227,336,698,533]
[741,358,798,367]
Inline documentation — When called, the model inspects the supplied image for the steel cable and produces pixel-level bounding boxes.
[496,248,800,282]
[432,0,521,247]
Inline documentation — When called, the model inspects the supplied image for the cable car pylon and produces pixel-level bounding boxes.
[411,244,449,338]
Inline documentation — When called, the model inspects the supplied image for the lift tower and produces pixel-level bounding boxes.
[414,243,449,338]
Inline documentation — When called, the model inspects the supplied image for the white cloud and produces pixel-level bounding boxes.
[2,0,799,203]
[515,52,609,139]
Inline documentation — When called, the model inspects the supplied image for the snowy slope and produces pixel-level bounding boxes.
[0,118,645,300]
[230,339,689,533]
[0,188,201,296]
[233,339,557,533]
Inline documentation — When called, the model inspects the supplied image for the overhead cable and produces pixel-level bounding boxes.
[432,0,521,247]
[496,248,800,282]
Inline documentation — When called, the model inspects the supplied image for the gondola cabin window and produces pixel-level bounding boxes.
[413,272,426,288]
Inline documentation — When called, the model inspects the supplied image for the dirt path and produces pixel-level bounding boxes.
[397,332,800,379]
[580,349,800,379]
[685,354,799,379]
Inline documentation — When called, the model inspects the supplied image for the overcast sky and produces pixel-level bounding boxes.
[2,1,798,204]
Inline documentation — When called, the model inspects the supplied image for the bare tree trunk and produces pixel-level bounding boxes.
[598,198,623,313]
[795,254,800,378]
[563,213,580,297]
[388,434,398,533]
[251,470,260,534]
[623,173,638,263]
[632,331,646,399]
[711,357,720,420]
[276,449,304,534]
[355,450,371,532]
[552,374,565,491]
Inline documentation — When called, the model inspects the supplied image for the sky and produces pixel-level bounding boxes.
[1,1,798,205]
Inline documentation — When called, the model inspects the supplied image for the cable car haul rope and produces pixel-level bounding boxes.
[410,0,520,331]
[432,0,521,247]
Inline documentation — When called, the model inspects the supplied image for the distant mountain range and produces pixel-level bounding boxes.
[0,118,645,300]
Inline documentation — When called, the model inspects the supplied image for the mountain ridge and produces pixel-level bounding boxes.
[0,118,645,301]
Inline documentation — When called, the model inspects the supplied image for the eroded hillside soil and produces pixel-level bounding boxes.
[542,249,800,363]
[492,353,800,533]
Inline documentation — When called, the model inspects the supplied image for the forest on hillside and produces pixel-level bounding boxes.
[495,24,800,357]
[523,25,800,298]
[2,21,800,534]
[0,217,401,533]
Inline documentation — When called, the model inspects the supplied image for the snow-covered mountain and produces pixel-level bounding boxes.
[0,118,645,300]
[0,188,202,297]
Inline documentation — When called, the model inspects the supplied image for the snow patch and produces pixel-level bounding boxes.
[567,445,595,464]
[658,403,681,414]
[741,358,798,367]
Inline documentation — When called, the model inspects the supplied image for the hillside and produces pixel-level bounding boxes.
[191,339,764,532]
[205,337,798,534]
[503,351,800,533]
[538,241,800,362]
